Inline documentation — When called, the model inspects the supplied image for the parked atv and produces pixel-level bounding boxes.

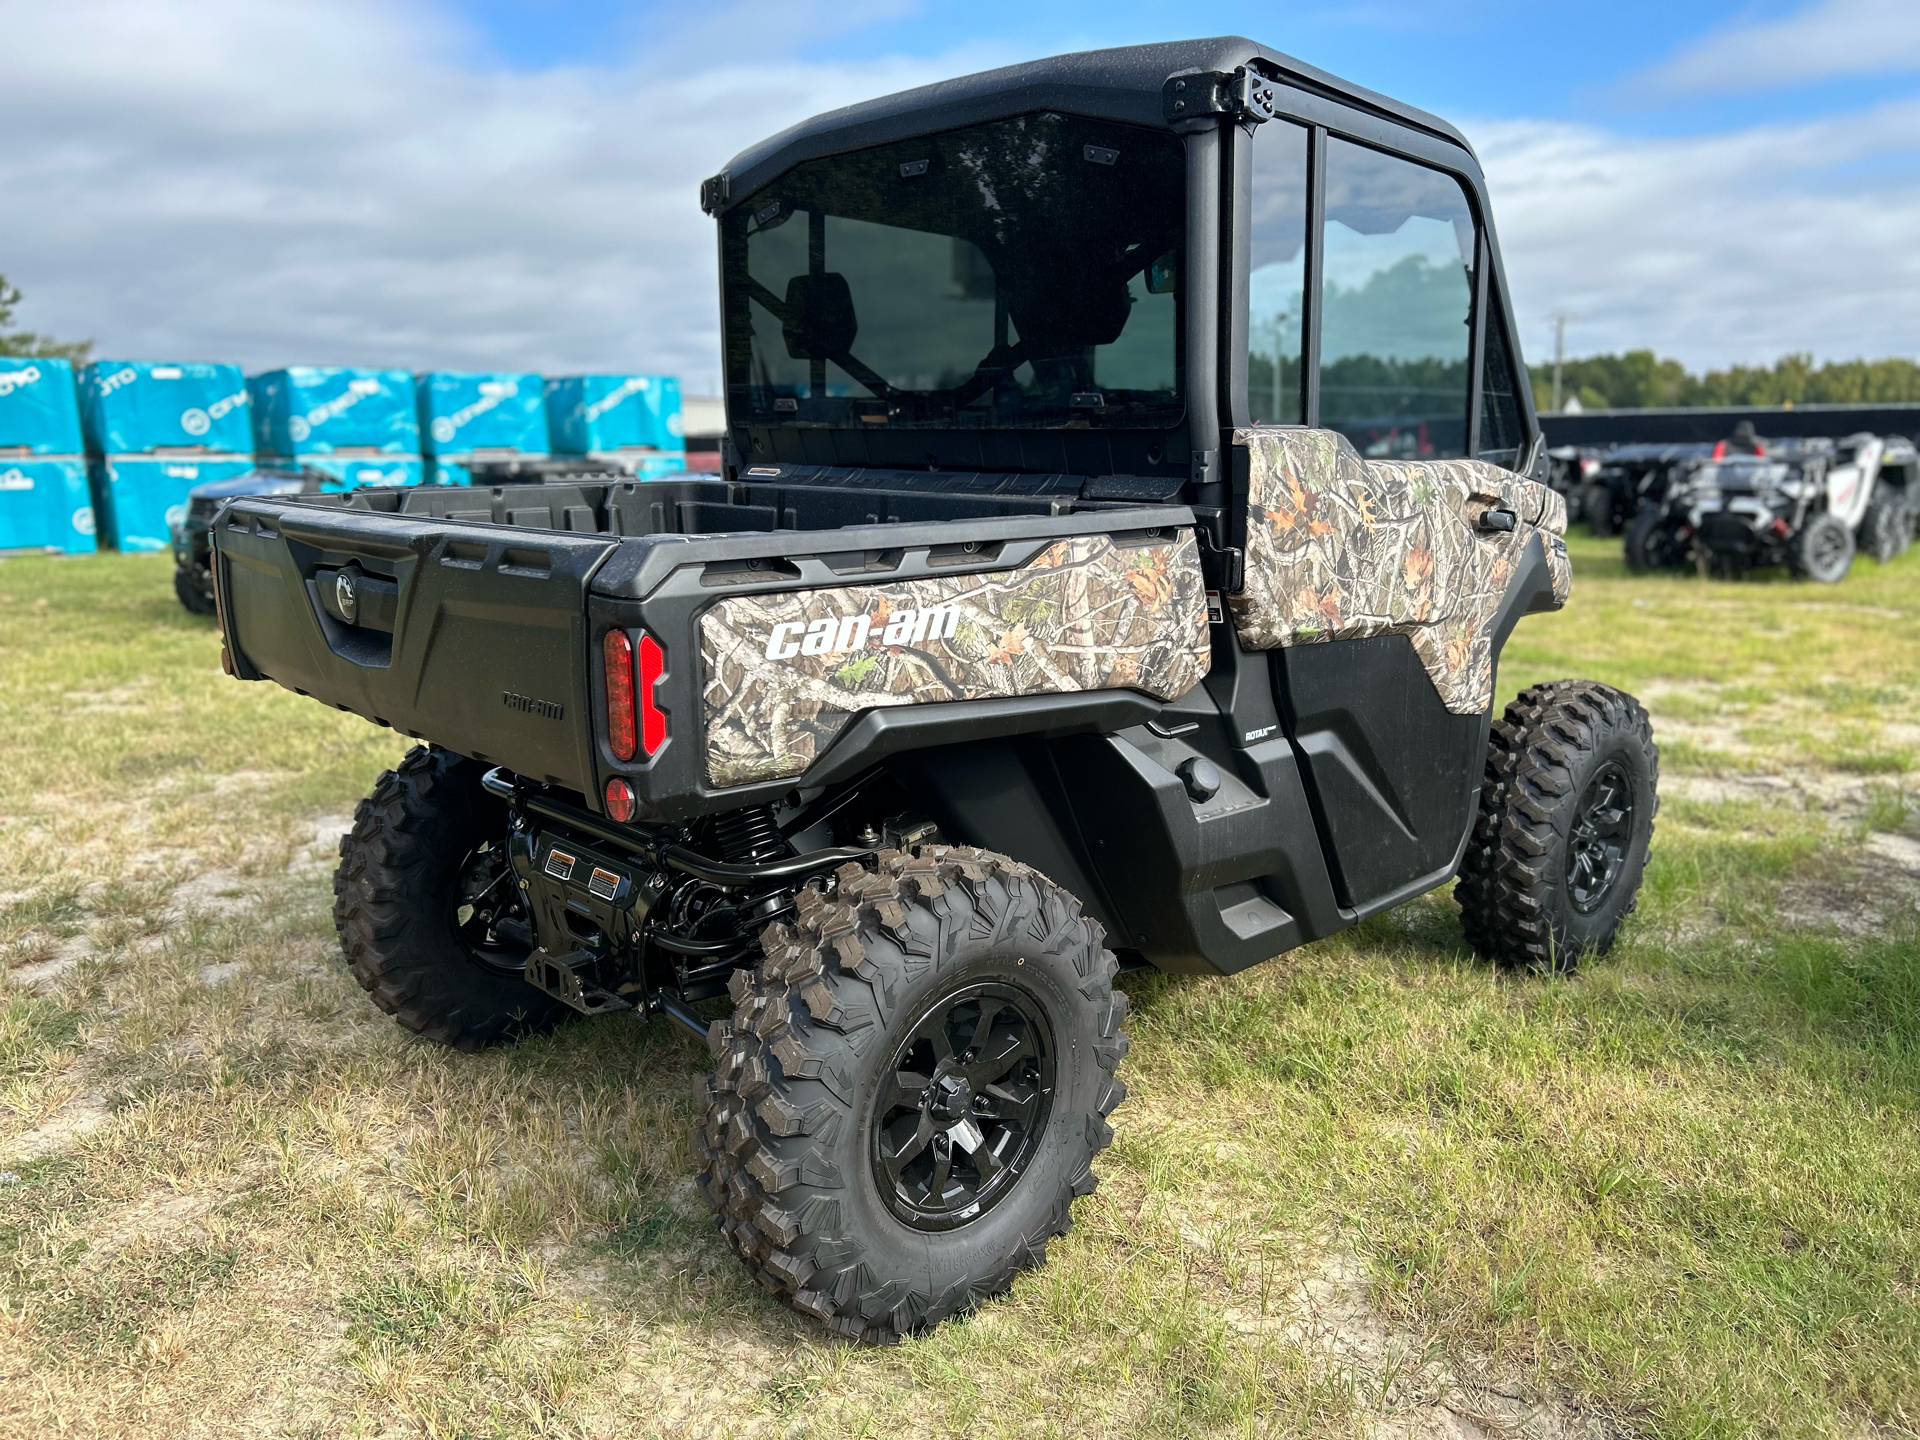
[213,38,1659,1344]
[1582,442,1715,538]
[1655,433,1917,582]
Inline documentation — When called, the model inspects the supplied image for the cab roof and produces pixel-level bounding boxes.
[715,36,1472,210]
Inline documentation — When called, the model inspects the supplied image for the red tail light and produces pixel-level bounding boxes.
[604,629,636,760]
[638,633,666,757]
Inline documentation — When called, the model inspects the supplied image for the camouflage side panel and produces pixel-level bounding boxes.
[1228,427,1572,715]
[700,530,1211,787]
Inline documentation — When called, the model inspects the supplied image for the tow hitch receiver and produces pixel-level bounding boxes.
[525,947,634,1016]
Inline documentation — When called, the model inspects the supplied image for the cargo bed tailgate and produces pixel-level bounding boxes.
[216,498,615,791]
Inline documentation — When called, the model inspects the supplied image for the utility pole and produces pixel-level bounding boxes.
[1550,313,1572,412]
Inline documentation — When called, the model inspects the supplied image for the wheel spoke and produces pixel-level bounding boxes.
[962,999,1004,1061]
[881,1069,932,1114]
[976,1081,1039,1130]
[928,1142,953,1204]
[971,1134,1008,1184]
[879,1113,936,1179]
[964,1026,1034,1087]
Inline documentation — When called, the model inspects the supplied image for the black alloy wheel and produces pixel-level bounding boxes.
[871,983,1057,1232]
[1456,681,1660,973]
[1566,760,1633,914]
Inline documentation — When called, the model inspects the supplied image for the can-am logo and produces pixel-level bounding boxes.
[582,375,652,425]
[0,366,41,396]
[290,377,384,442]
[432,380,519,444]
[764,604,963,660]
[181,389,246,437]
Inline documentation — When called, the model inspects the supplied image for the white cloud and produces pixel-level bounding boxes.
[0,0,981,382]
[1640,0,1920,95]
[5,0,1918,385]
[1476,96,1920,368]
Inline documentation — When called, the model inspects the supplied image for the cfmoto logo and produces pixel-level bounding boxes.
[181,408,211,437]
[336,570,358,624]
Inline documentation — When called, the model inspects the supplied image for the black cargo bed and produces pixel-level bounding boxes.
[216,475,1192,809]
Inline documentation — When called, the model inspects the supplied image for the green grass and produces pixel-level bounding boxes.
[0,541,1916,1438]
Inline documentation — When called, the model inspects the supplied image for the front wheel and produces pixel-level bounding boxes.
[695,847,1128,1343]
[1791,510,1855,582]
[174,565,216,614]
[1457,681,1659,973]
[1623,510,1685,573]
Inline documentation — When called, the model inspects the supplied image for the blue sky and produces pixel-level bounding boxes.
[4,0,1918,381]
[445,0,1908,133]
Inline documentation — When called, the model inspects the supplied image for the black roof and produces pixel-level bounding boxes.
[718,36,1472,208]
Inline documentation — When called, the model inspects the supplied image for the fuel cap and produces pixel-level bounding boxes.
[1177,756,1221,803]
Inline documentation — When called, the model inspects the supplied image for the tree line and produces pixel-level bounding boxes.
[0,273,91,363]
[1530,351,1920,412]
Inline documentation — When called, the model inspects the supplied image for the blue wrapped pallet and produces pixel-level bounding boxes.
[418,371,546,473]
[0,458,95,554]
[79,360,251,454]
[90,455,254,552]
[0,358,95,553]
[545,374,686,476]
[249,367,419,455]
[294,454,424,489]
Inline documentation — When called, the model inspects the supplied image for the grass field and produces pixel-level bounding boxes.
[0,536,1915,1439]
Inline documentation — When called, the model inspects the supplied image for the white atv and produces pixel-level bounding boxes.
[1665,433,1918,582]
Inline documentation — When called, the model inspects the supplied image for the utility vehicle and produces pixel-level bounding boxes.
[213,38,1659,1343]
[1628,432,1919,579]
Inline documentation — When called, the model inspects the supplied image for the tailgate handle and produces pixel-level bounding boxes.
[316,563,400,633]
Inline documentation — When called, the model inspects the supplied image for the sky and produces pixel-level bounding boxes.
[3,0,1918,385]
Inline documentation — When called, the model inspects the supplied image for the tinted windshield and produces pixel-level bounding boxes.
[722,112,1185,431]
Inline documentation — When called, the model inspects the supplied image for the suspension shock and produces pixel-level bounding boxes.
[711,805,791,865]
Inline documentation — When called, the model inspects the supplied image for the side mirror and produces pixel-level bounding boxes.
[782,273,858,361]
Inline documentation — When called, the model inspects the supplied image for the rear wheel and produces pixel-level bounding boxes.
[1457,681,1659,973]
[1860,483,1911,563]
[333,746,567,1049]
[695,846,1128,1343]
[1582,483,1618,537]
[1791,510,1855,583]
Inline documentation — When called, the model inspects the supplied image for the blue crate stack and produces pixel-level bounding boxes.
[80,360,254,551]
[544,374,686,479]
[0,358,95,554]
[249,367,422,488]
[417,372,547,485]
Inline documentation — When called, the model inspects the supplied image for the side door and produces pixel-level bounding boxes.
[1225,83,1541,915]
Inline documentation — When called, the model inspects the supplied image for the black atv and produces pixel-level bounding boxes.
[212,38,1659,1344]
